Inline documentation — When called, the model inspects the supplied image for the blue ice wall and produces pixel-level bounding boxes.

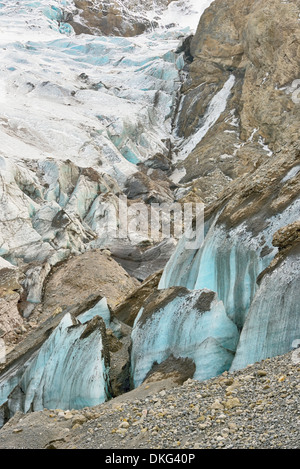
[231,250,300,370]
[0,297,119,424]
[131,288,239,387]
[5,313,110,414]
[20,314,109,411]
[159,201,300,329]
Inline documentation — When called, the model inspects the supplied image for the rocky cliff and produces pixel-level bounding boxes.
[173,0,300,205]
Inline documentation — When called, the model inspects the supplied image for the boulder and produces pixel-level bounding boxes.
[0,259,23,347]
[42,249,139,316]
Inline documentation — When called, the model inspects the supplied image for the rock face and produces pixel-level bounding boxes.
[172,0,300,205]
[42,249,139,314]
[0,259,23,349]
[110,239,177,282]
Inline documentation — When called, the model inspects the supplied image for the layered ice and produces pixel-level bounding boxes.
[231,250,300,370]
[0,299,114,420]
[159,200,300,329]
[131,288,239,387]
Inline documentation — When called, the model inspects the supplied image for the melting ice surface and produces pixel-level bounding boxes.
[4,0,296,415]
[160,200,300,328]
[0,0,217,268]
[131,289,239,388]
[231,251,300,370]
[0,297,113,418]
[0,4,169,185]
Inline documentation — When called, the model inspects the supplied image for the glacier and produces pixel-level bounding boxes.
[0,0,235,418]
[231,248,300,371]
[1,0,298,427]
[0,0,218,312]
[0,297,115,422]
[175,74,236,162]
[159,199,300,329]
[131,288,239,388]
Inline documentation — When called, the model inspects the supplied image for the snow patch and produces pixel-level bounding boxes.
[175,75,236,162]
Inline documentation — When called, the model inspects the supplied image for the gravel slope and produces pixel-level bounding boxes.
[0,350,299,450]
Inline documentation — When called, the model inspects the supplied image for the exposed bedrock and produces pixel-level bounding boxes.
[0,295,133,426]
[172,0,300,205]
[69,0,179,37]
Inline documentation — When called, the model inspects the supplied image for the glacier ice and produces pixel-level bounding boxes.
[159,200,300,329]
[131,288,239,388]
[2,311,111,418]
[175,75,236,162]
[230,249,300,371]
